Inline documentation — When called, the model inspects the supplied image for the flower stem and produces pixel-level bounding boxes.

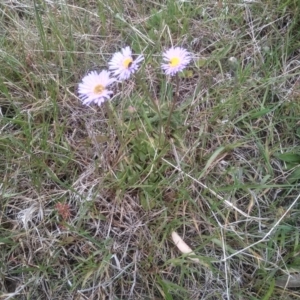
[165,73,179,134]
[105,100,123,145]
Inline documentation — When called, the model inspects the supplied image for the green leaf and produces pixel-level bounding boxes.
[275,153,300,163]
[249,108,272,119]
[195,58,208,68]
[180,69,194,78]
[140,192,156,210]
[156,277,174,300]
[199,146,226,179]
[0,238,14,245]
[262,278,275,300]
[287,167,300,183]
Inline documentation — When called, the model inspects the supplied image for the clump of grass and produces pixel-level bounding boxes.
[1,1,300,299]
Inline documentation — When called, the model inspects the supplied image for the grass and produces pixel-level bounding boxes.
[1,0,300,299]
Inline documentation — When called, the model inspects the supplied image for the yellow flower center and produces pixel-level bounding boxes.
[169,57,180,67]
[93,84,104,94]
[123,57,133,68]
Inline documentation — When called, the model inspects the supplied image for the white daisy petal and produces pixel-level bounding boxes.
[78,70,116,106]
[108,46,144,81]
[161,47,192,76]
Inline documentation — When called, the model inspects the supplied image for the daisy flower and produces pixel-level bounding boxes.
[161,47,192,76]
[108,46,144,81]
[78,70,116,106]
